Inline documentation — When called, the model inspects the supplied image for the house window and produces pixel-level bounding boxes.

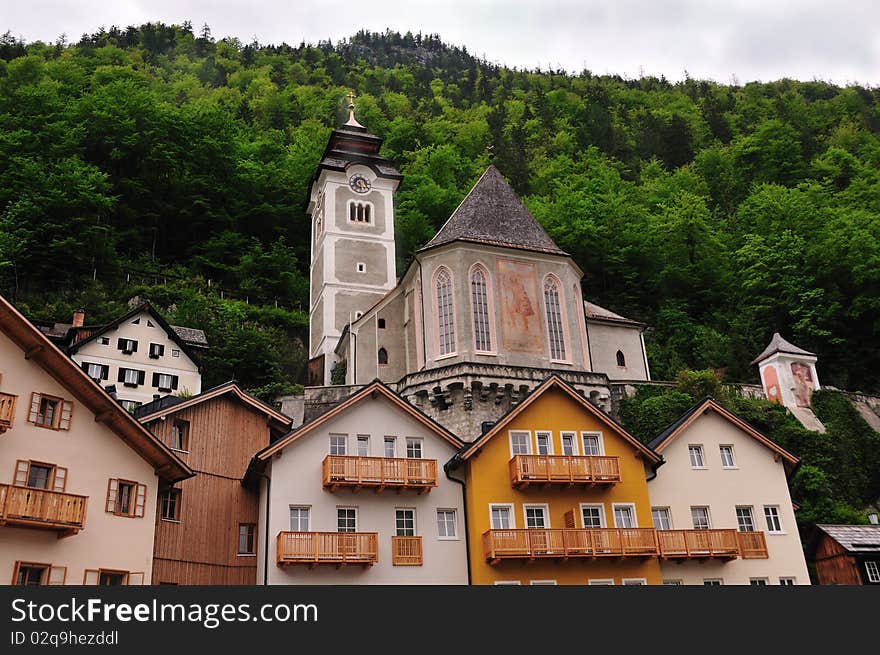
[99,571,127,585]
[749,578,769,586]
[83,362,109,381]
[470,265,493,352]
[869,513,879,525]
[613,505,636,528]
[356,262,366,273]
[171,349,180,358]
[616,350,626,367]
[117,338,137,354]
[106,478,146,518]
[378,318,386,329]
[581,433,602,455]
[720,445,736,468]
[14,460,66,492]
[764,506,783,533]
[29,393,72,430]
[535,432,552,455]
[524,506,548,529]
[663,580,683,586]
[864,562,879,583]
[13,563,48,586]
[623,579,647,586]
[691,506,711,530]
[377,348,388,366]
[703,579,723,586]
[437,509,457,538]
[434,267,456,356]
[337,508,357,533]
[349,202,372,224]
[119,368,144,387]
[160,488,181,521]
[588,579,614,586]
[395,509,416,536]
[490,505,513,529]
[149,343,165,359]
[152,372,178,392]
[561,432,577,455]
[510,431,531,456]
[81,569,143,586]
[736,506,755,532]
[98,337,110,346]
[357,435,370,457]
[543,276,566,361]
[329,434,347,455]
[581,505,604,528]
[652,507,672,530]
[384,437,396,458]
[119,400,141,412]
[289,507,310,532]
[238,524,256,554]
[170,420,189,451]
[27,463,53,489]
[530,580,557,585]
[406,438,423,459]
[779,577,796,586]
[688,445,705,468]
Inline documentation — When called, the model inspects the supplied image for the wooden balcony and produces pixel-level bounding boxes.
[509,455,621,488]
[322,455,438,493]
[483,528,658,564]
[657,529,740,560]
[0,484,87,537]
[737,531,769,559]
[0,392,17,433]
[392,536,423,566]
[276,531,379,568]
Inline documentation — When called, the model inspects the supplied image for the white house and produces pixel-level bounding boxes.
[247,381,468,584]
[647,398,810,585]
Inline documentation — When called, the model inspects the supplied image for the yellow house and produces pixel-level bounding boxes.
[450,375,664,586]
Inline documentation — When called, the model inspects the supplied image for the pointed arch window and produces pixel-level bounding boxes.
[434,267,456,356]
[543,276,567,361]
[616,350,626,367]
[378,348,388,366]
[470,265,493,352]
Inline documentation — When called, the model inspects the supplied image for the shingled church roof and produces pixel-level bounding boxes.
[751,332,816,365]
[420,165,567,256]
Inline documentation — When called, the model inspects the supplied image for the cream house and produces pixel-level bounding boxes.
[647,398,810,585]
[247,381,468,585]
[0,294,192,585]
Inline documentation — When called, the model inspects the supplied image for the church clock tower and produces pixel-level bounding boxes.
[306,94,402,385]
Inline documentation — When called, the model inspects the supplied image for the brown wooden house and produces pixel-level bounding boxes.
[811,524,880,585]
[135,382,291,584]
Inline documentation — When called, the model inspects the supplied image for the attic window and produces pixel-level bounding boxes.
[132,319,140,325]
[147,320,154,328]
[378,319,386,329]
[98,337,110,346]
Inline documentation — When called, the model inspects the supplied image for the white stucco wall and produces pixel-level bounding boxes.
[71,309,201,408]
[585,321,649,381]
[261,394,468,584]
[648,411,810,585]
[0,330,159,584]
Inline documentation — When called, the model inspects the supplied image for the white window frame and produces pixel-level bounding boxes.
[588,579,614,586]
[763,505,783,534]
[580,503,606,529]
[289,506,310,532]
[522,504,550,530]
[719,445,737,469]
[494,581,521,586]
[651,507,672,530]
[736,506,756,532]
[489,504,515,530]
[612,503,638,528]
[530,580,557,585]
[383,436,396,458]
[395,507,416,537]
[405,437,423,459]
[865,561,880,583]
[779,577,797,586]
[356,435,370,457]
[560,431,578,456]
[356,262,366,273]
[581,431,604,456]
[123,368,140,385]
[336,507,358,533]
[691,506,711,530]
[469,262,496,355]
[156,373,174,391]
[509,431,532,457]
[689,444,706,469]
[703,578,723,586]
[436,509,458,540]
[535,431,553,455]
[329,434,347,456]
[663,579,683,586]
[749,578,769,586]
[622,578,647,586]
[346,199,374,224]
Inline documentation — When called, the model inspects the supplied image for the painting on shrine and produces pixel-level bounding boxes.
[791,362,815,407]
[497,259,543,353]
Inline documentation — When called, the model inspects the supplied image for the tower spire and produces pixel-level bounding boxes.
[344,90,364,128]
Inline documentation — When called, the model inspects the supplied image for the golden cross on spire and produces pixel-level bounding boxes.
[344,90,364,128]
[347,90,356,108]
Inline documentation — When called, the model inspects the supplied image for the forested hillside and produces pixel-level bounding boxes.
[1,22,879,395]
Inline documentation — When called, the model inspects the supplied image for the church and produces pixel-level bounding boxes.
[304,98,649,439]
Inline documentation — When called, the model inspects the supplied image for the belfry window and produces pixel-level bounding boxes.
[543,276,566,361]
[470,265,493,352]
[434,267,456,356]
[378,348,388,366]
[616,350,626,367]
[349,202,372,224]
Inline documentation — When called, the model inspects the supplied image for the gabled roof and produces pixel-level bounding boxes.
[751,332,815,365]
[134,380,291,432]
[815,525,880,553]
[66,302,207,366]
[0,294,192,483]
[252,381,463,464]
[457,375,662,464]
[584,301,644,328]
[421,166,567,256]
[648,397,799,475]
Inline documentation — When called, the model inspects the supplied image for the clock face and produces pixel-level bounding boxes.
[349,174,371,194]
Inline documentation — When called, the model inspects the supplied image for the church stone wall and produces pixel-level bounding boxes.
[586,322,649,381]
[334,239,389,287]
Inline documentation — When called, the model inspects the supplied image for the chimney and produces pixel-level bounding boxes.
[72,309,85,328]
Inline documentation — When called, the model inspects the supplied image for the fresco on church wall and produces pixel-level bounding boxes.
[762,365,782,404]
[791,362,815,407]
[497,259,543,353]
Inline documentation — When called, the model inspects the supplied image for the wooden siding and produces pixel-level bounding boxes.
[813,532,863,585]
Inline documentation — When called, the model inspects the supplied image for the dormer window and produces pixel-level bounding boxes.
[117,338,137,354]
[149,343,165,359]
[348,201,373,224]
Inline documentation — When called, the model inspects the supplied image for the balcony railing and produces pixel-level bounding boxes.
[737,531,769,559]
[276,531,379,568]
[322,456,438,492]
[509,455,621,487]
[0,484,87,537]
[392,536,423,566]
[0,393,17,433]
[483,528,658,563]
[657,529,740,560]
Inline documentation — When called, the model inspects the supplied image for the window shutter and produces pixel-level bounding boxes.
[127,572,145,586]
[106,478,118,513]
[59,401,73,430]
[80,362,89,372]
[134,483,147,518]
[47,566,67,585]
[131,340,138,353]
[53,466,67,492]
[27,392,40,424]
[152,373,159,387]
[118,369,126,383]
[171,376,179,390]
[564,509,576,529]
[102,365,109,380]
[13,460,29,487]
[137,370,145,385]
[117,338,125,351]
[83,569,100,585]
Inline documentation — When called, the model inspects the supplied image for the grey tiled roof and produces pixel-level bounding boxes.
[421,166,566,255]
[817,525,880,552]
[584,301,643,327]
[751,332,815,365]
[171,325,208,348]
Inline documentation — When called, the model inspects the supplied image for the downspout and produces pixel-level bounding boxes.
[261,472,271,586]
[640,328,651,381]
[417,257,427,371]
[444,455,472,585]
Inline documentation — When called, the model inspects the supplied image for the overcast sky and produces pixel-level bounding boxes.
[4,0,879,85]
